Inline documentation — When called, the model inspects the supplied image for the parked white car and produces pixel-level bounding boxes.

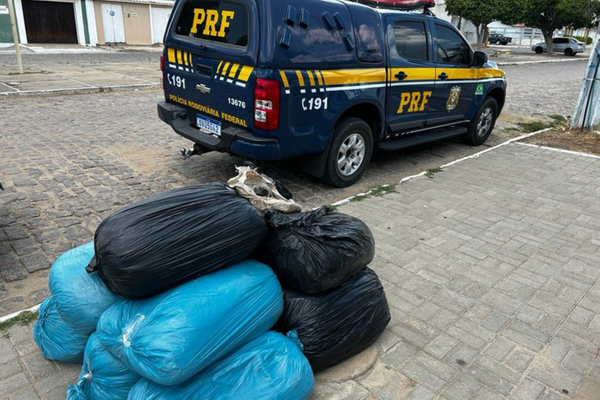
[532,37,586,56]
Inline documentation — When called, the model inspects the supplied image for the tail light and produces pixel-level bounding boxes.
[254,78,280,130]
[160,54,165,96]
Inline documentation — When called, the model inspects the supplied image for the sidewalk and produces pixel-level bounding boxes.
[0,45,161,96]
[1,142,600,399]
[0,44,590,96]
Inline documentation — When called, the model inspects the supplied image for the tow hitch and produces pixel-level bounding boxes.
[180,144,205,160]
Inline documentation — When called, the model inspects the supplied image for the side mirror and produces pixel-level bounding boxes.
[473,51,488,67]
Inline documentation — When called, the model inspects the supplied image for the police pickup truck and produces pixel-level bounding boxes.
[158,0,506,187]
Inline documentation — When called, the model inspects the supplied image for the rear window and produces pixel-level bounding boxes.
[174,1,248,47]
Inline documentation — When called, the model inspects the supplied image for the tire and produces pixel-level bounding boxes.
[535,47,543,54]
[565,48,574,56]
[322,117,373,188]
[496,40,501,45]
[463,97,498,146]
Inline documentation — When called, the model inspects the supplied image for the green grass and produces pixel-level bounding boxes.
[549,114,567,123]
[370,185,396,197]
[426,167,444,179]
[349,184,396,202]
[0,310,38,337]
[349,193,369,202]
[517,121,552,133]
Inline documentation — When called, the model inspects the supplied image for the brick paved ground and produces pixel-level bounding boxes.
[0,58,587,315]
[2,143,600,399]
[0,87,526,316]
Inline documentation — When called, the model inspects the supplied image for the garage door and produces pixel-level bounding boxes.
[22,0,78,44]
[151,7,171,44]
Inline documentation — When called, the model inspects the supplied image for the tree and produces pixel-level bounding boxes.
[445,0,521,50]
[504,0,599,55]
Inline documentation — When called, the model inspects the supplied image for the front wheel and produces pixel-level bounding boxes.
[534,47,543,54]
[463,97,498,146]
[322,117,373,188]
[565,48,575,56]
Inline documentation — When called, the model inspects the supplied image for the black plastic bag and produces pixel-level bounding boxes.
[261,207,375,294]
[87,183,267,299]
[276,267,390,372]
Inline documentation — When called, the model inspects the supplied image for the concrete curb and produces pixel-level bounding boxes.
[515,141,600,159]
[497,58,588,66]
[0,83,160,97]
[0,303,40,323]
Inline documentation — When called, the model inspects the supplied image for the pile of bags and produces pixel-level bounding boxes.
[260,207,391,372]
[33,166,390,399]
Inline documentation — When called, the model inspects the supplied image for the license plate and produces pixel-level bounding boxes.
[196,114,221,137]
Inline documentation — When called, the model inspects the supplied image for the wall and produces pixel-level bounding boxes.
[0,0,15,44]
[95,2,151,45]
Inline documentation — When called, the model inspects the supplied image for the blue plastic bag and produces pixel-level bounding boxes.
[128,331,313,400]
[49,242,120,333]
[67,333,140,400]
[33,297,89,363]
[96,260,283,386]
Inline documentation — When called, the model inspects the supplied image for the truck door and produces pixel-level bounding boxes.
[427,22,477,127]
[385,17,436,136]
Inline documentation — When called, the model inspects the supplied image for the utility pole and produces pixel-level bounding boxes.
[571,24,600,131]
[6,0,23,74]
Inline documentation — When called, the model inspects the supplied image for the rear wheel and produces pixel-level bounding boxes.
[535,47,543,54]
[496,40,502,45]
[565,48,574,56]
[322,117,373,187]
[463,97,498,146]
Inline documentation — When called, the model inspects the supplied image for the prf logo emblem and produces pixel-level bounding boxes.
[191,9,235,38]
[446,86,461,111]
[397,91,432,114]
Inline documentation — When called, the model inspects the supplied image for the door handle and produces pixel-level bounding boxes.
[438,72,448,80]
[395,71,407,80]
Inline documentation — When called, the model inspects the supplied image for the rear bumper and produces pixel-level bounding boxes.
[157,100,282,160]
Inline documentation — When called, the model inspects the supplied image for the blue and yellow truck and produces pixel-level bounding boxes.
[157,0,506,186]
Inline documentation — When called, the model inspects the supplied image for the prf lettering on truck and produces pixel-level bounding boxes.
[397,91,432,114]
[190,9,235,37]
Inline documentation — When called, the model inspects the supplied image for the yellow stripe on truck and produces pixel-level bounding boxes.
[238,66,254,82]
[295,71,305,86]
[321,68,386,86]
[279,71,290,87]
[167,48,176,63]
[306,70,316,86]
[387,68,437,81]
[440,68,479,80]
[315,70,324,86]
[221,62,231,76]
[478,68,505,79]
[228,63,240,78]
